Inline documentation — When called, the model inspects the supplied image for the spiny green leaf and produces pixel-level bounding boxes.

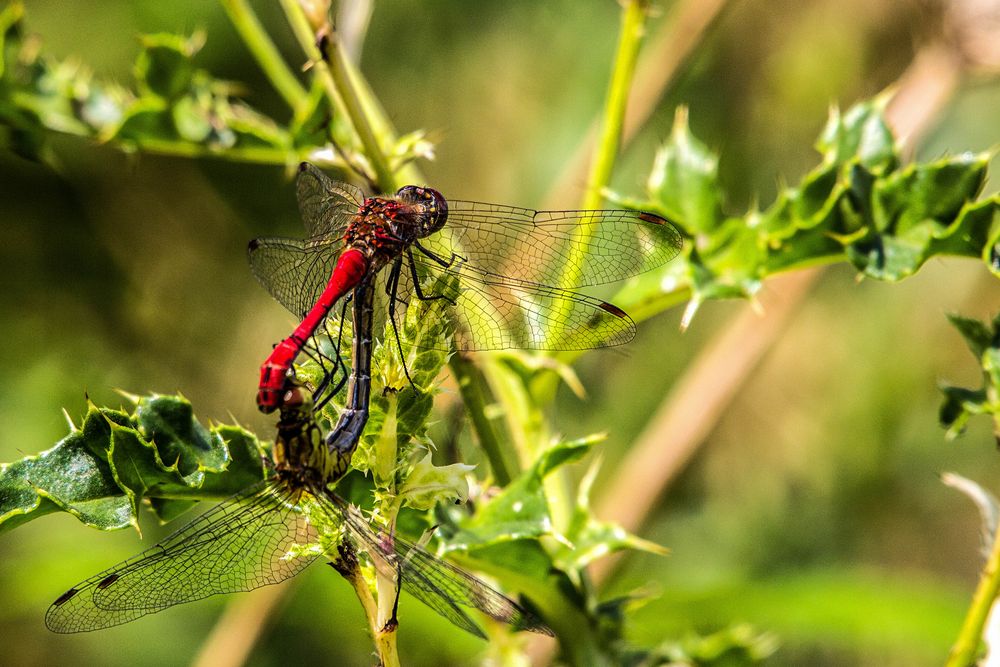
[816,94,896,170]
[108,420,191,521]
[0,407,135,533]
[553,460,667,574]
[135,395,229,475]
[447,436,594,550]
[645,106,723,233]
[0,394,268,532]
[939,312,1000,439]
[612,100,999,326]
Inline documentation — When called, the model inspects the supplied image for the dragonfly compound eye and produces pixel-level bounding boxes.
[396,185,448,237]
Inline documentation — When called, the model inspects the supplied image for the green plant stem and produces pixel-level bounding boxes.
[948,523,1000,665]
[336,548,399,667]
[553,0,650,298]
[324,34,397,192]
[124,137,313,166]
[582,0,650,212]
[219,0,309,112]
[280,0,397,192]
[449,354,513,486]
[534,0,652,402]
[528,0,652,535]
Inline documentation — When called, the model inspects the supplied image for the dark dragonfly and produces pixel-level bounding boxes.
[45,379,552,639]
[251,162,683,415]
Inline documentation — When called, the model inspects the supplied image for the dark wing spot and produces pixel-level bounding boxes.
[248,238,261,252]
[97,574,120,590]
[598,301,628,318]
[297,161,310,173]
[52,588,79,606]
[638,211,668,225]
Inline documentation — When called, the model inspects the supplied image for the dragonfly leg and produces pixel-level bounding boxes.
[312,298,352,412]
[407,249,457,306]
[385,258,418,390]
[299,341,342,412]
[413,241,459,269]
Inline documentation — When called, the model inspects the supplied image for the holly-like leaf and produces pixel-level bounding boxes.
[939,312,1000,440]
[0,406,135,533]
[553,460,668,574]
[611,99,1000,328]
[644,106,724,234]
[0,394,268,532]
[447,436,595,549]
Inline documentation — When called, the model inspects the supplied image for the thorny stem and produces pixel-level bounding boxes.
[331,547,400,667]
[280,0,397,192]
[219,0,309,112]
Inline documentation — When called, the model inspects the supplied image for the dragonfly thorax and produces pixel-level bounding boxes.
[345,188,447,267]
[273,385,349,486]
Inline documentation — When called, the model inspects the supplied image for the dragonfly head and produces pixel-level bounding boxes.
[395,185,448,237]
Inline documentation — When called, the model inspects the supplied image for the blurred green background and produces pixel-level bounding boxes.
[2,0,1000,665]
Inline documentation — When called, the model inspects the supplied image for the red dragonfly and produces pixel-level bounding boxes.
[251,162,683,413]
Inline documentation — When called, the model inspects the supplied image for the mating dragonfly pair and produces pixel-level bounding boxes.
[46,163,682,639]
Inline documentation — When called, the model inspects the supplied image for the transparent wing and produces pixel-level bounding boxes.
[248,237,341,319]
[420,200,683,287]
[296,162,365,238]
[323,493,552,638]
[46,480,318,633]
[405,251,636,351]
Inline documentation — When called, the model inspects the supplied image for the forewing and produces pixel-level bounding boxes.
[420,200,682,287]
[248,237,341,319]
[407,252,636,351]
[391,537,552,636]
[296,163,364,238]
[46,480,318,633]
[324,493,551,638]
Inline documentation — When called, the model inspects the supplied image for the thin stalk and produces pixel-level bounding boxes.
[537,0,651,399]
[581,0,650,211]
[280,0,350,120]
[219,0,309,111]
[333,546,399,667]
[128,138,316,166]
[279,0,396,192]
[324,34,397,193]
[948,518,1000,666]
[553,0,650,294]
[449,354,514,486]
